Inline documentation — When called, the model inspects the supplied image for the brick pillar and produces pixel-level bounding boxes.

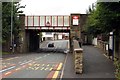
[70,14,81,53]
[19,14,28,53]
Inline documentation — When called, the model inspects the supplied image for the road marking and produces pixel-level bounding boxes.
[2,64,16,70]
[42,64,45,66]
[29,67,32,68]
[0,66,16,73]
[35,57,42,60]
[37,64,40,66]
[43,55,47,57]
[34,64,40,66]
[5,57,19,61]
[50,68,53,71]
[31,67,35,70]
[34,64,37,66]
[35,67,39,70]
[52,71,59,78]
[41,67,44,70]
[20,60,32,65]
[57,63,63,71]
[45,68,48,70]
[60,51,68,80]
[4,71,12,75]
[47,64,49,66]
[15,68,21,71]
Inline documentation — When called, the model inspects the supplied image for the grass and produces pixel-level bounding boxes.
[1,51,11,55]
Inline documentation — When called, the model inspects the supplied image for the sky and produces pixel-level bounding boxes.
[19,0,97,15]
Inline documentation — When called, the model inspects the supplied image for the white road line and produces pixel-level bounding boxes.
[35,57,42,60]
[44,55,47,57]
[0,66,16,73]
[20,60,32,65]
[60,52,68,80]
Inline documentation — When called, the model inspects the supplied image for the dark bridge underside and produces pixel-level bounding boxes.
[26,29,70,52]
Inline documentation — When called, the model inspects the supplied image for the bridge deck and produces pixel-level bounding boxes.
[25,15,70,30]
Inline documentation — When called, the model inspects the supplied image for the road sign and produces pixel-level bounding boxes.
[73,16,79,25]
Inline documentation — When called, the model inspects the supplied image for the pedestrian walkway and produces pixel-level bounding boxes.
[62,44,115,79]
[40,41,50,48]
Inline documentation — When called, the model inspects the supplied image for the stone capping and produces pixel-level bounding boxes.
[74,48,83,53]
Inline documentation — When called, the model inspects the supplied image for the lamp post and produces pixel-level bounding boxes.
[10,0,14,53]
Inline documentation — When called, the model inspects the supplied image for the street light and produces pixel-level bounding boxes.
[10,0,14,53]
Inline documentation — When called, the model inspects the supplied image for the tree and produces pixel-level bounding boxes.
[2,2,25,42]
[85,2,120,79]
[85,2,120,37]
[2,2,25,51]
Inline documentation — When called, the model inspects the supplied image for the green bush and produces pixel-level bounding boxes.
[114,60,120,80]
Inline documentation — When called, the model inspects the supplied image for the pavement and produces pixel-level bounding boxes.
[62,40,116,79]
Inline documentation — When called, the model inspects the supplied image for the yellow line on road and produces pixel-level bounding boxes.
[52,71,59,79]
[57,63,63,71]
[50,68,53,71]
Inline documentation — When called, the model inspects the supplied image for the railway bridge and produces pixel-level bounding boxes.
[19,13,88,52]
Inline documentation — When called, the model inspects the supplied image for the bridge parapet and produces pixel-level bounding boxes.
[24,15,70,30]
